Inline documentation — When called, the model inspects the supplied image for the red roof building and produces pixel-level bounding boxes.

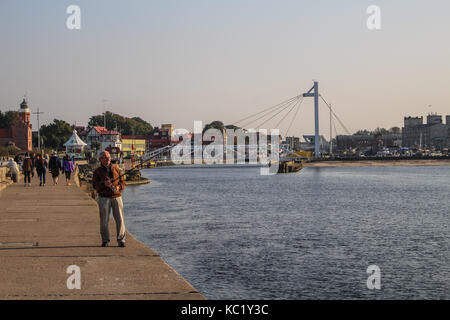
[85,126,122,154]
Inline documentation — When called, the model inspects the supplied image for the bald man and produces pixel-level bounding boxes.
[92,151,127,247]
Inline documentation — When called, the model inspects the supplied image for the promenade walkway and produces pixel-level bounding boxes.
[0,173,205,300]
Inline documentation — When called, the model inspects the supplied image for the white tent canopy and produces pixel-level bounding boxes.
[64,130,87,154]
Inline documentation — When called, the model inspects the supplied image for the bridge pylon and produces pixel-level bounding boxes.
[303,81,320,158]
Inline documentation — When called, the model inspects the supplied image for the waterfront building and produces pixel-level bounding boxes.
[161,124,174,138]
[336,133,401,153]
[116,125,179,159]
[121,136,146,157]
[447,116,450,147]
[336,134,376,151]
[84,126,122,152]
[402,116,424,148]
[402,113,449,149]
[301,135,330,153]
[148,126,171,151]
[284,136,301,151]
[0,99,32,152]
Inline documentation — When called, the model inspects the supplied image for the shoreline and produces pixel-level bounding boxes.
[304,159,450,168]
[126,178,150,185]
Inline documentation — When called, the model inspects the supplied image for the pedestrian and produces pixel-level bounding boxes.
[22,153,33,187]
[49,151,61,185]
[92,151,127,247]
[35,154,48,187]
[59,156,64,173]
[63,154,75,186]
[31,152,36,178]
[7,159,19,183]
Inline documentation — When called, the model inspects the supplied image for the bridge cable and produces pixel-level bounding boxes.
[319,94,351,135]
[332,114,339,137]
[240,96,301,128]
[284,98,304,137]
[255,97,301,129]
[274,98,302,130]
[233,95,300,126]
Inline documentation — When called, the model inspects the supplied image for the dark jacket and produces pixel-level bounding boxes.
[31,156,37,169]
[22,157,33,172]
[35,159,48,174]
[49,156,61,172]
[92,164,126,198]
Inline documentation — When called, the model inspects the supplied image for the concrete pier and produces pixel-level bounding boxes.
[0,173,205,300]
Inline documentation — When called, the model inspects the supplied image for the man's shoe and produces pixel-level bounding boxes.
[118,241,126,247]
[101,241,109,247]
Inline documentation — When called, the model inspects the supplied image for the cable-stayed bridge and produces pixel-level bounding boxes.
[135,81,350,164]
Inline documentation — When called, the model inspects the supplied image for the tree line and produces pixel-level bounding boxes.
[353,127,401,136]
[88,111,153,136]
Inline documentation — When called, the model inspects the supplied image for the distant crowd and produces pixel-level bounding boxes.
[1,152,75,187]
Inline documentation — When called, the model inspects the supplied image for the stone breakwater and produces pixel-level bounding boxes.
[0,167,15,193]
[0,167,204,300]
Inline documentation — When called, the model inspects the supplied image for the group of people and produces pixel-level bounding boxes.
[20,152,75,187]
[4,150,128,248]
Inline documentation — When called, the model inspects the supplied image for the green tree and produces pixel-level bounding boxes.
[354,129,371,136]
[88,111,153,135]
[0,111,19,128]
[225,124,240,130]
[389,127,401,134]
[32,135,44,149]
[354,127,401,136]
[203,121,225,133]
[39,119,73,151]
[0,145,20,157]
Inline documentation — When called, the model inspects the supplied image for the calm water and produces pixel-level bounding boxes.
[122,165,450,299]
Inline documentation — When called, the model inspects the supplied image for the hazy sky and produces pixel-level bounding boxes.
[1,0,449,139]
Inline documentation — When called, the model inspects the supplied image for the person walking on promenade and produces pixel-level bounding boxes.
[49,151,61,185]
[22,153,33,187]
[35,154,48,187]
[63,154,75,186]
[92,151,127,247]
[58,156,64,174]
[30,152,36,178]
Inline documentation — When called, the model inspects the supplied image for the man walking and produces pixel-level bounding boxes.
[92,151,127,247]
[22,153,33,187]
[49,151,61,185]
[30,152,36,178]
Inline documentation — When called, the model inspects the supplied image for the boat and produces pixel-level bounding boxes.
[277,159,303,173]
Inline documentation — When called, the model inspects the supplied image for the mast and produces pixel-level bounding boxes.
[329,104,332,155]
[33,107,44,151]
